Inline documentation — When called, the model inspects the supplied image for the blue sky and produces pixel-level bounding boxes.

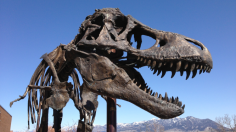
[0,0,235,131]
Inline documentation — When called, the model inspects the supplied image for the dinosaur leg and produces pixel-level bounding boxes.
[53,109,63,132]
[37,108,48,132]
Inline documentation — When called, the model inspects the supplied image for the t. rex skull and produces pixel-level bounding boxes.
[70,8,213,119]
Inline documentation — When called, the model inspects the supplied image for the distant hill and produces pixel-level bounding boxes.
[14,116,220,132]
[92,116,219,132]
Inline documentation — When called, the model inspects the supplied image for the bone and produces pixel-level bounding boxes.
[186,70,191,80]
[176,61,181,71]
[148,90,151,95]
[192,69,197,78]
[190,63,195,71]
[140,57,143,62]
[151,61,156,69]
[161,70,166,78]
[184,63,188,69]
[157,70,161,76]
[147,60,151,66]
[158,62,162,68]
[200,65,203,70]
[159,94,162,100]
[182,104,185,110]
[137,56,140,60]
[180,70,184,76]
[199,69,203,74]
[170,62,173,68]
[144,59,147,63]
[171,70,176,78]
[152,92,155,96]
[172,97,175,103]
[178,101,182,107]
[155,92,158,97]
[153,68,158,74]
[164,92,168,101]
[169,97,172,103]
[196,64,199,69]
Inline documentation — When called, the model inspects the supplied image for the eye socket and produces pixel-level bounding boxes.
[129,34,156,50]
[91,15,104,26]
[114,16,127,35]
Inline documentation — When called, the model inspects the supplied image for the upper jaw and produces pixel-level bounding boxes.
[76,12,213,74]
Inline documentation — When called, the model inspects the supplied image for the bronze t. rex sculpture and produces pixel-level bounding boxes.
[10,8,213,132]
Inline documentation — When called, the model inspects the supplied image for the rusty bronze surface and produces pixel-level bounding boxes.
[107,97,117,132]
[10,8,213,132]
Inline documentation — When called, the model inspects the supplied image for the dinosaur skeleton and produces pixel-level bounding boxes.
[10,8,213,132]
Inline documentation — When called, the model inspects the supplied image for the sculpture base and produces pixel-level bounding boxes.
[77,120,93,132]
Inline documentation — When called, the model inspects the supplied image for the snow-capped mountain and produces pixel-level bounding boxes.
[14,116,219,132]
[92,116,219,132]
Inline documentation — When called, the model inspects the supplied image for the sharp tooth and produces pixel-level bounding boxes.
[159,94,162,100]
[137,56,140,60]
[196,64,199,69]
[180,70,184,76]
[199,69,203,74]
[149,90,152,95]
[144,59,147,63]
[144,88,147,92]
[176,97,179,104]
[157,70,161,76]
[192,69,197,78]
[178,101,182,107]
[174,97,179,104]
[151,61,156,69]
[147,88,150,93]
[171,70,176,78]
[176,61,181,71]
[186,70,190,80]
[208,68,211,73]
[158,62,162,68]
[132,79,135,82]
[184,63,188,69]
[147,60,151,66]
[161,70,166,78]
[140,57,143,61]
[164,92,168,101]
[200,65,203,70]
[170,62,173,68]
[190,64,195,71]
[135,82,137,85]
[153,68,158,74]
[182,104,185,110]
[172,97,175,103]
[169,97,172,103]
[139,84,141,88]
[155,92,158,97]
[163,62,166,66]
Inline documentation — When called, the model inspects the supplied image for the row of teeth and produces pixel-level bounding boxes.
[132,79,185,110]
[137,56,211,80]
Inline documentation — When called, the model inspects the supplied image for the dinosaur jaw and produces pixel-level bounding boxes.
[76,52,184,119]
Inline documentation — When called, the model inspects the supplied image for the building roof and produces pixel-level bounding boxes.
[0,105,12,117]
